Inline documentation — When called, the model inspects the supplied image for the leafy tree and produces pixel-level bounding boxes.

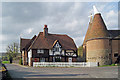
[78,45,83,57]
[6,42,20,63]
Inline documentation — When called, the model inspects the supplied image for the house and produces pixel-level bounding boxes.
[83,6,120,66]
[20,25,77,66]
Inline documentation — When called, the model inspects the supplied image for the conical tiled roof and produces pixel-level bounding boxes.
[86,13,110,41]
[83,22,92,45]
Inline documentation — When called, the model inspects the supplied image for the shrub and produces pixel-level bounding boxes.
[111,64,115,66]
[19,58,22,65]
[2,61,10,64]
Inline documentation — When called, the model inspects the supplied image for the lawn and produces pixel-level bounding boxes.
[2,61,10,64]
[99,64,120,67]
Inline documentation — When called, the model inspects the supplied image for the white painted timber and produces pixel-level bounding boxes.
[33,62,98,67]
[93,5,100,15]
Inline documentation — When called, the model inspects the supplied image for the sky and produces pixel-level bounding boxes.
[1,1,119,52]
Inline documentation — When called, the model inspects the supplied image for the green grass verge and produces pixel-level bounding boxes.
[99,64,120,67]
[2,61,10,64]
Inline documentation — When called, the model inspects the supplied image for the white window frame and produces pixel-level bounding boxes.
[37,49,44,53]
[53,47,60,52]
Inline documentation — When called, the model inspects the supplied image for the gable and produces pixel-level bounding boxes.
[54,42,61,48]
[52,40,62,48]
[20,35,36,51]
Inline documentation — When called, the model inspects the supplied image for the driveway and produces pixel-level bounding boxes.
[5,64,118,78]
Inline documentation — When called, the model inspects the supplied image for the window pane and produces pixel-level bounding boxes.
[114,53,118,57]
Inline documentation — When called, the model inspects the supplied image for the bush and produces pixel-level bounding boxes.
[2,61,10,64]
[111,64,115,66]
[19,58,22,65]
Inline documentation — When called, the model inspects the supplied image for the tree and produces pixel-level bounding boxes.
[78,45,83,57]
[6,42,20,63]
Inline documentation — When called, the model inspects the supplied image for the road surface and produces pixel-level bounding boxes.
[5,64,118,78]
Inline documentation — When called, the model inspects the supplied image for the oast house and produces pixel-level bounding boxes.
[83,6,120,66]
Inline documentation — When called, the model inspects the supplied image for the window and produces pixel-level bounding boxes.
[114,53,118,57]
[56,43,59,47]
[37,49,44,53]
[55,48,59,52]
[53,48,59,52]
[40,58,45,62]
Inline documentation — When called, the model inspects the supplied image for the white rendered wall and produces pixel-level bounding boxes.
[28,49,32,66]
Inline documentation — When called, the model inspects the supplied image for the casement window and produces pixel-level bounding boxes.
[56,48,59,52]
[54,48,59,52]
[53,41,62,52]
[40,58,45,62]
[37,49,44,53]
[114,53,118,57]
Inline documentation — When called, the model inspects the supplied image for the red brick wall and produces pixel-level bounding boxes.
[61,57,65,62]
[112,40,120,63]
[86,39,112,66]
[72,58,77,62]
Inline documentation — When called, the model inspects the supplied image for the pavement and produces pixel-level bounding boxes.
[5,64,118,78]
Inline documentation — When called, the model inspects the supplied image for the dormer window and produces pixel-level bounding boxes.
[52,40,62,52]
[37,49,44,53]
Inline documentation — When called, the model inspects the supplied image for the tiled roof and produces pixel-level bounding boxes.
[30,32,77,50]
[108,30,120,38]
[83,22,92,45]
[84,13,110,43]
[21,32,77,51]
[20,38,30,51]
[24,35,36,50]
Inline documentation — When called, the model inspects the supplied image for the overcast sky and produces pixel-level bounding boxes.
[1,2,119,52]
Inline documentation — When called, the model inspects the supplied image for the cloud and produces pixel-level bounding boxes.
[1,2,118,52]
[104,10,118,29]
[106,10,116,18]
[0,34,7,41]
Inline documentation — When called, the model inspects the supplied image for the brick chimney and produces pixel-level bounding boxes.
[43,25,48,37]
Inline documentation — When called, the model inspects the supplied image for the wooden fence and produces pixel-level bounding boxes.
[33,62,98,67]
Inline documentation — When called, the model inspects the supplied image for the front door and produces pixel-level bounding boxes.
[68,57,72,62]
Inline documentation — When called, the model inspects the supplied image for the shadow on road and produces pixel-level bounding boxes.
[27,73,88,77]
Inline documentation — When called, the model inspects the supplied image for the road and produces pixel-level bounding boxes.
[5,64,118,78]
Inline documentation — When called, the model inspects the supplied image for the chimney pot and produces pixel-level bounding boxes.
[44,25,47,28]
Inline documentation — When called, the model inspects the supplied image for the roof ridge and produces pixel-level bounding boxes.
[48,33,67,36]
[21,38,30,40]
